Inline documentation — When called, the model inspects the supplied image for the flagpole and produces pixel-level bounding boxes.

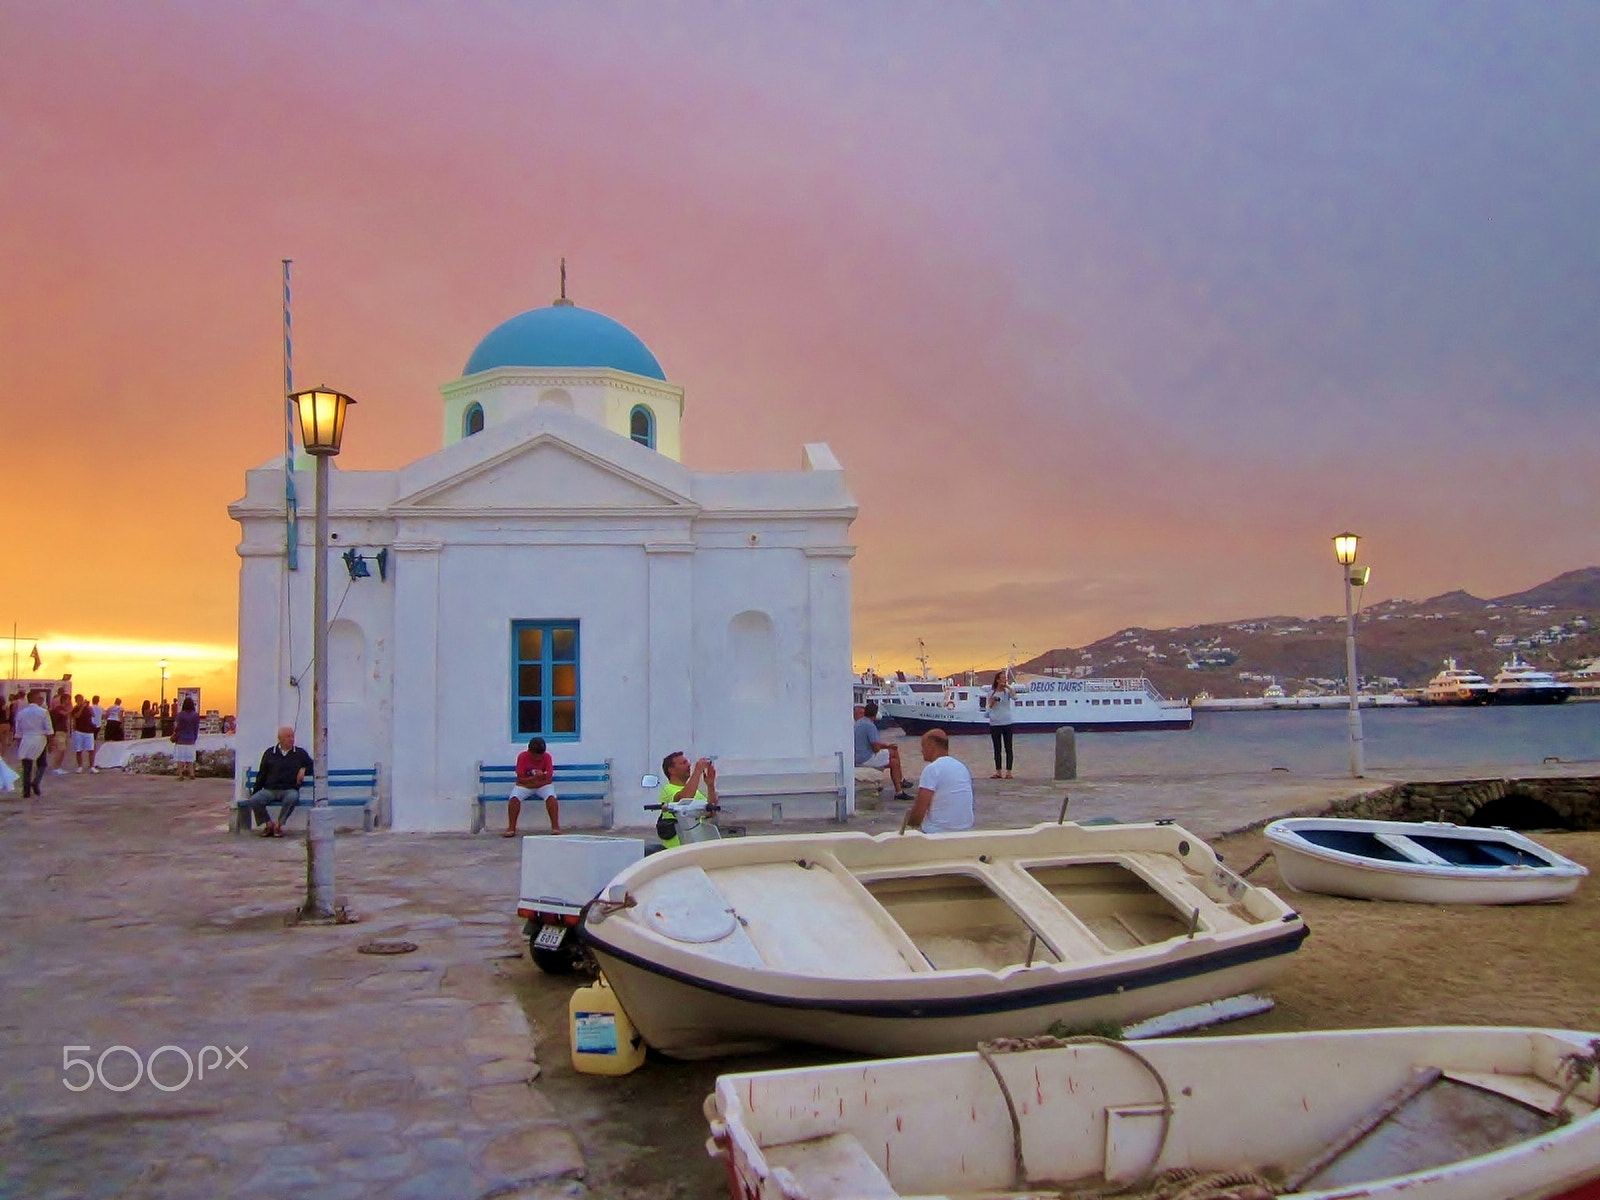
[283,259,300,572]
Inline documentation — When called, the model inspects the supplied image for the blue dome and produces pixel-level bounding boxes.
[463,303,665,380]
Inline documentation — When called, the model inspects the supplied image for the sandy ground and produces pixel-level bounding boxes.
[514,817,1600,1199]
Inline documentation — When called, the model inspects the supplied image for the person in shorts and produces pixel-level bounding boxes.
[170,697,201,780]
[505,736,559,836]
[854,701,915,800]
[70,694,97,772]
[49,690,71,774]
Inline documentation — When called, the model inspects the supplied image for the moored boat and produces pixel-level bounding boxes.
[705,1025,1600,1200]
[1417,658,1493,706]
[1489,654,1575,705]
[580,821,1305,1059]
[1264,817,1586,904]
[881,675,1193,735]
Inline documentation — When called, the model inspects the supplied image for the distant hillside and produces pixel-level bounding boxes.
[1017,567,1600,700]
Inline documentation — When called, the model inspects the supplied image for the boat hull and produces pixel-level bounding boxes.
[707,1026,1600,1200]
[893,713,1193,735]
[1265,819,1587,905]
[580,821,1306,1060]
[587,924,1304,1058]
[1489,688,1574,705]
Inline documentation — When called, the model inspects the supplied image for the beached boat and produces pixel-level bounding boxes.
[1417,657,1493,706]
[705,1025,1600,1200]
[580,822,1306,1059]
[1264,817,1587,905]
[1489,654,1575,705]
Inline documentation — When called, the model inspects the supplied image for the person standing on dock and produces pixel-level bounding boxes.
[906,728,974,834]
[987,671,1015,779]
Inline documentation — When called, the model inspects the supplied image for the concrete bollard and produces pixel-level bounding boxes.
[1054,727,1078,781]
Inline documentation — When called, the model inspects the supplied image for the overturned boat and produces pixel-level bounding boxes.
[705,1025,1600,1200]
[580,822,1307,1059]
[1265,817,1587,905]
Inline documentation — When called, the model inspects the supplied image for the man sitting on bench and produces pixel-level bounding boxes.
[855,702,915,801]
[505,736,560,836]
[247,726,314,837]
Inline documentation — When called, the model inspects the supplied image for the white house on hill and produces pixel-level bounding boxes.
[230,297,858,830]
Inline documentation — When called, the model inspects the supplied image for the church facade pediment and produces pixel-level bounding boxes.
[396,438,693,512]
[393,407,695,514]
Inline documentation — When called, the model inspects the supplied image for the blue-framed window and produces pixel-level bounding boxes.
[629,404,655,448]
[512,620,579,739]
[463,402,485,437]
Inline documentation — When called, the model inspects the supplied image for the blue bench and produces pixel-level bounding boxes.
[474,759,613,833]
[233,765,381,834]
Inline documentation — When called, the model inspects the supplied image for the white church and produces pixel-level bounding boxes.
[230,291,858,831]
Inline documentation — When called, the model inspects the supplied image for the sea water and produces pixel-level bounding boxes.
[901,703,1600,779]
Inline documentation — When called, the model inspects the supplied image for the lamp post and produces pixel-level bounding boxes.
[291,386,355,919]
[1333,533,1366,778]
[159,658,168,711]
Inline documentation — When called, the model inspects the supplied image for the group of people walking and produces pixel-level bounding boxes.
[2,688,204,798]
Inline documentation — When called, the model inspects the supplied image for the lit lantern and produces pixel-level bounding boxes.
[291,387,355,456]
[1333,532,1360,566]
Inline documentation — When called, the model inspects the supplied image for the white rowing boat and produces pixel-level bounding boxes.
[1264,817,1587,905]
[705,1026,1600,1200]
[579,822,1306,1059]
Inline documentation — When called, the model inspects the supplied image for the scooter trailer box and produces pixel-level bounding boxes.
[518,835,646,915]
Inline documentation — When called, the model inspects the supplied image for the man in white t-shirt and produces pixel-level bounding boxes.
[906,728,974,834]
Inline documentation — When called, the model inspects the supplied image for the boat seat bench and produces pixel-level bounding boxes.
[232,765,380,833]
[474,760,613,833]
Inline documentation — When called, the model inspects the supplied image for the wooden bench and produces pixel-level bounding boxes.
[232,765,381,834]
[474,759,613,833]
[714,752,848,824]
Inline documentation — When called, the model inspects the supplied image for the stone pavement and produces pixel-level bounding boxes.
[5,757,1593,1199]
[0,773,584,1200]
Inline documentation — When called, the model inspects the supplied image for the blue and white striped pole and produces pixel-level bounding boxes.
[283,259,300,571]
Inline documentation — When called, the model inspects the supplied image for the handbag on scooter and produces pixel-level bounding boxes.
[655,813,678,841]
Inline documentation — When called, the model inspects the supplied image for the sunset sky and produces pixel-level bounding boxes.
[4,2,1598,708]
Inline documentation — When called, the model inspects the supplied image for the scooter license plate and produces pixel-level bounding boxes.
[533,923,568,951]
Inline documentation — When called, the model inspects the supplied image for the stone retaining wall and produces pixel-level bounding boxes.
[1328,776,1600,830]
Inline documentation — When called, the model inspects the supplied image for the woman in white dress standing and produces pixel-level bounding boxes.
[987,671,1015,779]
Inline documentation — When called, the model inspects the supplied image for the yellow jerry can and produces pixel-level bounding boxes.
[569,973,647,1076]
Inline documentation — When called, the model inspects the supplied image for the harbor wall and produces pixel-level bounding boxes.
[1327,776,1600,831]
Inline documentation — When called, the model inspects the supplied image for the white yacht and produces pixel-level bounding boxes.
[880,674,1192,734]
[1488,654,1573,705]
[1418,658,1493,706]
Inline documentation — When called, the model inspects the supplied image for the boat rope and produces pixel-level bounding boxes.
[1236,851,1273,879]
[976,1035,1175,1195]
[1552,1038,1600,1119]
[1066,1166,1278,1199]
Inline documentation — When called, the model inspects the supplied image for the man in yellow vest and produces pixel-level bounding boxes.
[656,750,718,847]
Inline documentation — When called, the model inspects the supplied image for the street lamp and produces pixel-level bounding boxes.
[159,658,168,711]
[291,386,355,920]
[1333,532,1366,778]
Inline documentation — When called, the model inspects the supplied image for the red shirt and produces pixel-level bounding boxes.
[515,750,553,785]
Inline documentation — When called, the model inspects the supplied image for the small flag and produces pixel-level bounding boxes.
[29,643,41,671]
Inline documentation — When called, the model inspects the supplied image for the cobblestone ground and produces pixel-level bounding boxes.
[0,774,584,1200]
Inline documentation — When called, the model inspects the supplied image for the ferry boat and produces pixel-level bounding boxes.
[1418,658,1493,706]
[881,674,1192,734]
[1488,654,1574,706]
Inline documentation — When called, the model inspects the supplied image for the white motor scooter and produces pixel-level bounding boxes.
[640,772,727,848]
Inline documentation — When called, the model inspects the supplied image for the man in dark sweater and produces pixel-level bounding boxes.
[246,726,314,837]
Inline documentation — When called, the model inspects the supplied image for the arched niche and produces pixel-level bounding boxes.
[727,610,778,702]
[538,388,574,410]
[328,619,366,704]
